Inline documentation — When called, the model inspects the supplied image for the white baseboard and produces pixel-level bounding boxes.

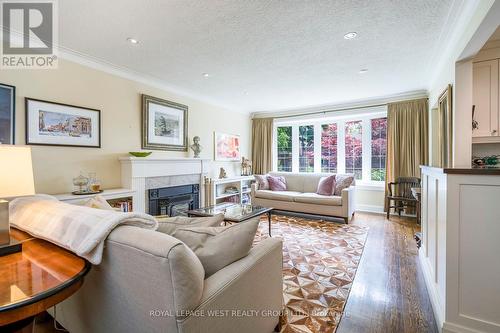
[442,322,489,333]
[356,204,385,213]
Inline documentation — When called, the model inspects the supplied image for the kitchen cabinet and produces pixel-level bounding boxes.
[472,59,499,142]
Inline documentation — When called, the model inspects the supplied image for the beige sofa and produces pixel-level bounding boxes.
[50,225,283,333]
[251,172,356,223]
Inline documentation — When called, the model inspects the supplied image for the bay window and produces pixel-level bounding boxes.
[273,108,387,185]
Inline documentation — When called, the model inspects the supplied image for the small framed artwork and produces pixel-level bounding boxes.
[25,98,101,148]
[142,94,188,151]
[0,83,16,144]
[214,132,241,161]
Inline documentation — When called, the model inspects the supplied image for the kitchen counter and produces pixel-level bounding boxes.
[420,165,500,175]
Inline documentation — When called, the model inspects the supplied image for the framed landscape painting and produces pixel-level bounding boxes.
[142,94,188,151]
[0,83,15,144]
[214,132,240,161]
[25,98,101,148]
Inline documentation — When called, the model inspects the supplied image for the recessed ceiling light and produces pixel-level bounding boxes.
[359,69,368,74]
[126,37,139,44]
[344,32,357,40]
[202,73,210,78]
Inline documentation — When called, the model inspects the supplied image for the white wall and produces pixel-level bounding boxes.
[1,59,251,194]
[427,0,496,167]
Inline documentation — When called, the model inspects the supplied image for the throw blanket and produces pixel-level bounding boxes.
[10,195,158,265]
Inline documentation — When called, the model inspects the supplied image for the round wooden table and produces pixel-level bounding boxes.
[0,228,91,332]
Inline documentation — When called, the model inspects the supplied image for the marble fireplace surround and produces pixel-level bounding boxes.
[119,157,210,213]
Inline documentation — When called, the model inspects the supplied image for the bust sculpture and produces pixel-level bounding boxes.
[190,136,202,158]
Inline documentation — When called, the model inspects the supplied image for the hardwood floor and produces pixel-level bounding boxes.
[34,212,437,333]
[337,212,437,333]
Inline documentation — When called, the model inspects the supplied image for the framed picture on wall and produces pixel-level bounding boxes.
[142,94,188,151]
[214,132,241,161]
[0,83,15,144]
[25,98,101,148]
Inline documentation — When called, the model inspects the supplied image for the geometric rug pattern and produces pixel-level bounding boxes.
[254,215,368,333]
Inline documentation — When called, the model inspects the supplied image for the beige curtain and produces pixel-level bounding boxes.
[384,98,429,211]
[251,118,273,174]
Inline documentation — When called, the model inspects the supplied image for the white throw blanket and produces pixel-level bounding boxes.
[9,195,158,265]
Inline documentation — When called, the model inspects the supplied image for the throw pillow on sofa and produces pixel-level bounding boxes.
[172,217,260,277]
[316,175,336,196]
[334,174,354,195]
[254,174,270,190]
[156,214,224,235]
[267,175,287,191]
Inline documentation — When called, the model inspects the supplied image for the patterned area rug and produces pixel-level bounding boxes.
[254,215,368,333]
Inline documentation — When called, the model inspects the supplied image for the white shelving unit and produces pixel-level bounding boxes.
[204,176,255,206]
[54,188,136,211]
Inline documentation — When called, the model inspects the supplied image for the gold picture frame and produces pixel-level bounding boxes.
[141,94,188,151]
[437,84,453,167]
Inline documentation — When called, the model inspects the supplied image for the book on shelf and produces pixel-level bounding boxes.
[109,200,132,212]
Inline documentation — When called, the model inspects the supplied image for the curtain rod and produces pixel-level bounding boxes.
[268,97,429,120]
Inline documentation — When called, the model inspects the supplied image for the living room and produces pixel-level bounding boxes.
[1,1,499,333]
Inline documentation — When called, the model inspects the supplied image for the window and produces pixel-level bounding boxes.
[371,118,387,181]
[273,108,387,185]
[299,125,314,172]
[345,120,363,179]
[277,126,292,172]
[321,124,337,173]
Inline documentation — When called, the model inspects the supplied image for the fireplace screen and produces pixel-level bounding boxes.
[148,184,199,216]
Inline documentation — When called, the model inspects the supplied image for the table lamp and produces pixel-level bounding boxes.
[0,145,35,256]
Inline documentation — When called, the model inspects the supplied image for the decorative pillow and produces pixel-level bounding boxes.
[267,175,287,191]
[83,195,115,211]
[254,174,269,190]
[334,174,355,195]
[172,217,260,277]
[316,175,336,196]
[156,214,224,235]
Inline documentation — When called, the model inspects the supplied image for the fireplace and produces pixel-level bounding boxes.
[148,184,199,216]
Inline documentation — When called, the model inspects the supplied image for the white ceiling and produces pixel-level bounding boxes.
[58,0,457,113]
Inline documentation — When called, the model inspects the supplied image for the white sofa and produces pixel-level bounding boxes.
[50,225,283,333]
[251,172,356,223]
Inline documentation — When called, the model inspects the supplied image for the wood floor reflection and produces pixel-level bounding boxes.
[337,213,437,333]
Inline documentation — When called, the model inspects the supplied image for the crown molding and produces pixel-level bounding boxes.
[57,46,250,115]
[251,89,428,119]
[426,0,493,89]
[0,28,249,114]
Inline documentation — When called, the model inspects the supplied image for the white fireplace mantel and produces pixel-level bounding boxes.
[119,157,211,213]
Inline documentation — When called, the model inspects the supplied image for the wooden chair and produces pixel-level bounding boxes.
[386,177,421,219]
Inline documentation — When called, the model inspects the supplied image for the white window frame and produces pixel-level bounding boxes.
[273,107,387,187]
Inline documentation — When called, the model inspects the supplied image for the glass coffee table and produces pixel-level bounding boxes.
[187,203,273,236]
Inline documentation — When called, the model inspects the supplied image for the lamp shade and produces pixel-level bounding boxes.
[0,145,35,198]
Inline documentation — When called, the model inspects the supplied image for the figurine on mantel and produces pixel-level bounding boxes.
[219,167,227,179]
[190,136,202,158]
[241,157,253,176]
